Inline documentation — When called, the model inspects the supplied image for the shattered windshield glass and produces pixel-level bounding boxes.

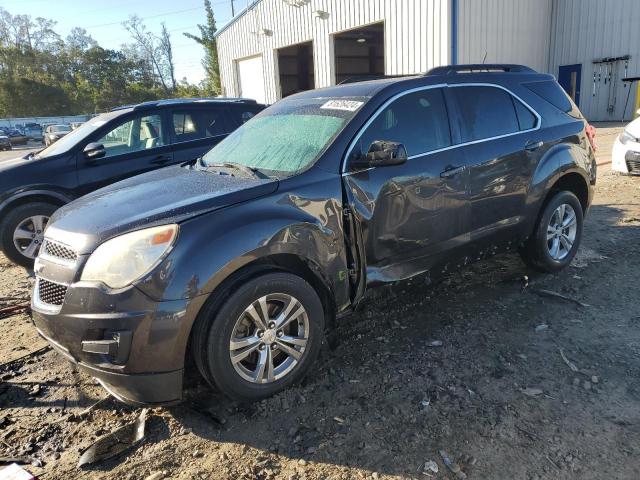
[202,96,369,174]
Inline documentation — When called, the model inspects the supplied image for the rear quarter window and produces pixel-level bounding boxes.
[227,104,266,128]
[450,86,520,142]
[523,80,583,119]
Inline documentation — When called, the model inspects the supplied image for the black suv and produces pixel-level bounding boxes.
[0,98,265,267]
[32,65,596,405]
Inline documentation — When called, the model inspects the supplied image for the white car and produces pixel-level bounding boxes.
[612,114,640,175]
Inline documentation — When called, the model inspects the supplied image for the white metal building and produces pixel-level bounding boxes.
[216,0,640,121]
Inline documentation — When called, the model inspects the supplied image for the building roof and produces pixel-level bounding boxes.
[214,0,263,38]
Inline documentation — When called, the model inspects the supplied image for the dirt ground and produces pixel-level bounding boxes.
[1,124,639,480]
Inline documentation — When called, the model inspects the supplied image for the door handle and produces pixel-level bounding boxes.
[150,155,172,164]
[524,140,544,152]
[440,165,465,178]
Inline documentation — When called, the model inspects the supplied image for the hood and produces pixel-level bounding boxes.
[47,165,279,254]
[625,116,640,139]
[0,154,33,169]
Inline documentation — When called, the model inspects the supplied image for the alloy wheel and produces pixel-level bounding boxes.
[12,215,48,259]
[229,293,309,384]
[546,203,577,261]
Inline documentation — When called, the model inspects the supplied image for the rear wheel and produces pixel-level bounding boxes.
[0,202,58,268]
[520,191,583,273]
[192,272,325,401]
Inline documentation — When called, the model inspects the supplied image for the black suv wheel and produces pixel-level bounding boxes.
[192,272,325,401]
[0,202,58,268]
[520,191,583,273]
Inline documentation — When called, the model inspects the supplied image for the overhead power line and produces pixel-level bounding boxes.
[82,0,233,30]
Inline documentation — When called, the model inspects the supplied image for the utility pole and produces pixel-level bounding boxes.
[231,0,235,16]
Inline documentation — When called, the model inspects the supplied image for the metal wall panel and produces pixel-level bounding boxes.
[549,0,640,121]
[216,0,451,104]
[456,0,552,73]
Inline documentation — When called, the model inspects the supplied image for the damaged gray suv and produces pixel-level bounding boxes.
[32,65,596,405]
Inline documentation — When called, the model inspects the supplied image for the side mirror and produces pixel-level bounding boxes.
[351,140,408,169]
[83,142,106,160]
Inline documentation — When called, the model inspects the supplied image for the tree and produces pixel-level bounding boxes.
[0,7,202,117]
[123,15,176,94]
[159,23,177,91]
[184,0,220,96]
[66,27,98,52]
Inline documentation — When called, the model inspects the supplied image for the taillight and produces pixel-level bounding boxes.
[585,124,597,152]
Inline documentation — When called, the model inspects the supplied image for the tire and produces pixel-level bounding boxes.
[520,191,583,273]
[192,272,325,401]
[0,202,58,268]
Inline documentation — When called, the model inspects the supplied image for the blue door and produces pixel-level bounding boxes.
[558,64,582,106]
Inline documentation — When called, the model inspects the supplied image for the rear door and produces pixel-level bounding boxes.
[449,84,542,246]
[76,110,173,194]
[343,87,471,282]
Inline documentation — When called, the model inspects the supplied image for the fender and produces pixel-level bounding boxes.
[136,181,350,314]
[522,142,591,235]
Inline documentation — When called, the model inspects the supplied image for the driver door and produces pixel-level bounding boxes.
[343,87,471,283]
[77,111,173,194]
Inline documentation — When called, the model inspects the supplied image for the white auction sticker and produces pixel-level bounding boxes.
[91,120,107,127]
[320,100,364,112]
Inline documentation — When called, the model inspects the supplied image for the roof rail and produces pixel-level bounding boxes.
[426,64,537,76]
[338,74,412,85]
[111,97,258,112]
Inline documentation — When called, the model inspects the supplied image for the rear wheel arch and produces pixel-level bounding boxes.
[546,172,590,214]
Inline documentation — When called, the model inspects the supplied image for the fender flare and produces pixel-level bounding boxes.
[0,189,73,218]
[524,143,591,235]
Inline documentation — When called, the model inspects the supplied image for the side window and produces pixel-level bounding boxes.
[513,98,537,131]
[227,105,263,128]
[451,86,520,142]
[172,108,227,143]
[95,114,164,158]
[355,88,452,157]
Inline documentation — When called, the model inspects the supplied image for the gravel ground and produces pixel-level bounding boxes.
[1,124,639,480]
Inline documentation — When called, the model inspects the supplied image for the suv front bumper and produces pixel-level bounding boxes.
[32,280,193,405]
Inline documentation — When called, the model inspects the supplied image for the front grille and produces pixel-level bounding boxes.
[38,278,67,306]
[42,239,77,261]
[626,158,640,174]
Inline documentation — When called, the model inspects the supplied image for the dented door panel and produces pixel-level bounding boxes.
[343,147,470,286]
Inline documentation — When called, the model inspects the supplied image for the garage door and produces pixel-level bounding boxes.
[237,55,266,104]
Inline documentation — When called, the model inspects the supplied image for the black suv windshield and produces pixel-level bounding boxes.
[37,110,124,158]
[201,96,369,174]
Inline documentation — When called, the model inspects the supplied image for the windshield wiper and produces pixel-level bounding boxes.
[206,162,269,179]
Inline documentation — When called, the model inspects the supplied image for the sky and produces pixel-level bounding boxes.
[0,0,248,84]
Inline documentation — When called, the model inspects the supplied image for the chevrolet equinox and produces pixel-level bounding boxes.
[32,65,597,405]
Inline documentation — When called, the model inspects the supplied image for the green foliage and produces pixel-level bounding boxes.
[0,7,204,117]
[183,0,220,96]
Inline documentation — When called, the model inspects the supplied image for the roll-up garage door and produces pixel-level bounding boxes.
[236,55,266,104]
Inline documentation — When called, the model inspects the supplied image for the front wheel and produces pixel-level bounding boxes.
[192,272,325,401]
[520,191,583,273]
[0,202,58,268]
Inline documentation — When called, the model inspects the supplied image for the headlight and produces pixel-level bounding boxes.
[620,130,638,145]
[81,224,178,288]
